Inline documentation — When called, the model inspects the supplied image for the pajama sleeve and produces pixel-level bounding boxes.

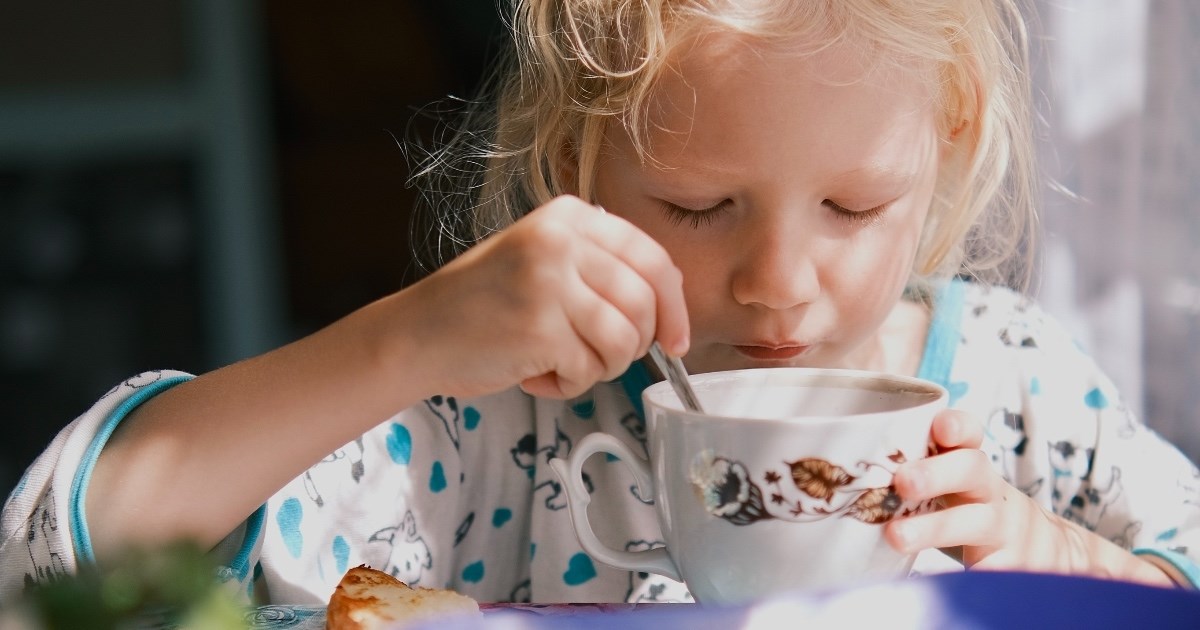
[0,370,267,604]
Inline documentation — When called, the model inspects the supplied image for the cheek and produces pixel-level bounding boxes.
[829,218,926,314]
[592,183,729,316]
[678,253,722,314]
[633,230,729,329]
[837,254,903,304]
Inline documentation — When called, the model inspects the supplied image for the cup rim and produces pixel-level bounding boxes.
[642,366,948,424]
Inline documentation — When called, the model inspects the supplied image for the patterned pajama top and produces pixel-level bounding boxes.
[3,280,1198,605]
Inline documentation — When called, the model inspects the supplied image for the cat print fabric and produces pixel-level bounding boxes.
[1,280,1197,607]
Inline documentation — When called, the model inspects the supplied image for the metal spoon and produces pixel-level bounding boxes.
[648,341,705,413]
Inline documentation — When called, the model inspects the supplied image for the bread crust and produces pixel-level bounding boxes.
[326,565,480,630]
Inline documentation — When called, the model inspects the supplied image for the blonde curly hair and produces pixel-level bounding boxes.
[410,0,1038,289]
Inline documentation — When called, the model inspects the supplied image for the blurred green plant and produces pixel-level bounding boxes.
[5,540,246,629]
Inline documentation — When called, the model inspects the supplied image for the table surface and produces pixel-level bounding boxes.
[230,571,1200,630]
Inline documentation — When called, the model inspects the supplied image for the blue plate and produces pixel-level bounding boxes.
[417,571,1200,630]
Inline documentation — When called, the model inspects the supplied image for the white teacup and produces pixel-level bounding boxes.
[548,367,948,604]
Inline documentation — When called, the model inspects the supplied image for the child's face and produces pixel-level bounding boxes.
[593,36,942,374]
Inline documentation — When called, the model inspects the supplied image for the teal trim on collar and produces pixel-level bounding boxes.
[916,279,966,391]
[617,360,654,424]
[70,374,192,563]
[1134,548,1200,589]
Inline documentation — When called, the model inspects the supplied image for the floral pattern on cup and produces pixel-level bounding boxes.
[690,448,937,526]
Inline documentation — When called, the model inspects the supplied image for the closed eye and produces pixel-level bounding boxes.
[659,200,731,229]
[823,199,890,226]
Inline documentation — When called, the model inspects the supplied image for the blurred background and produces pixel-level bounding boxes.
[0,0,1196,494]
[0,0,504,492]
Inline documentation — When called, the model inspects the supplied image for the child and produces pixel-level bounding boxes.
[3,0,1198,606]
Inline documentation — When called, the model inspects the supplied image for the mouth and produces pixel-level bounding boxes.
[732,344,810,361]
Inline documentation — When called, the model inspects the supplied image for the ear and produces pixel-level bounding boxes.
[938,51,985,163]
[939,117,974,163]
[949,118,971,141]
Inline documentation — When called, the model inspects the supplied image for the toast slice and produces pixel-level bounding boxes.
[326,565,481,630]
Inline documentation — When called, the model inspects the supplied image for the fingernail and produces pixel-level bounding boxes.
[945,423,961,445]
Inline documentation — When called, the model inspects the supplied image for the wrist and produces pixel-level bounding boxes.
[1057,516,1176,587]
[1133,548,1199,589]
[346,287,442,405]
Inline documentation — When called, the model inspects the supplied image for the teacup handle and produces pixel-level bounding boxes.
[548,433,682,581]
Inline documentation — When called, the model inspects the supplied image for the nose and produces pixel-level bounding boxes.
[729,227,820,310]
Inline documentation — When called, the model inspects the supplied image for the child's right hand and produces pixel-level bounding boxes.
[399,195,689,400]
[86,195,687,557]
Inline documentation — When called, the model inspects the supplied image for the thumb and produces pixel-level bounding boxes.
[932,409,983,450]
[520,373,564,398]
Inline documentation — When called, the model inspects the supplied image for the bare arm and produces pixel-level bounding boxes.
[86,289,434,558]
[84,196,689,560]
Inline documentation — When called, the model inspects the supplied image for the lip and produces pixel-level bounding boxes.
[733,344,810,360]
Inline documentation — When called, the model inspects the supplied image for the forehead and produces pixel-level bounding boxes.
[635,33,938,179]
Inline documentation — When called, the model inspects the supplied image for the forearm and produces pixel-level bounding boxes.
[86,290,433,560]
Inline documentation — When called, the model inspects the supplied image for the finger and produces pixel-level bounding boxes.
[513,270,610,398]
[576,245,658,360]
[893,447,1000,504]
[582,209,689,356]
[886,502,1003,554]
[522,341,607,399]
[565,284,648,382]
[931,409,983,450]
[519,324,608,399]
[520,373,566,399]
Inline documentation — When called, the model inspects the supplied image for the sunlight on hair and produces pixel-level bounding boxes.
[408,0,1040,291]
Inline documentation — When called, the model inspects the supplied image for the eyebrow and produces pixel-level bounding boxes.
[648,155,737,180]
[646,155,920,194]
[828,164,918,188]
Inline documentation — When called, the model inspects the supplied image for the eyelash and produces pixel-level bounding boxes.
[659,199,892,229]
[660,200,730,229]
[825,200,890,226]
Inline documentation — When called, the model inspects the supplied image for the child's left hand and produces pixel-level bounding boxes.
[885,410,1176,586]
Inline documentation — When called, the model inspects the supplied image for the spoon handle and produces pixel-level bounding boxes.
[648,342,705,413]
